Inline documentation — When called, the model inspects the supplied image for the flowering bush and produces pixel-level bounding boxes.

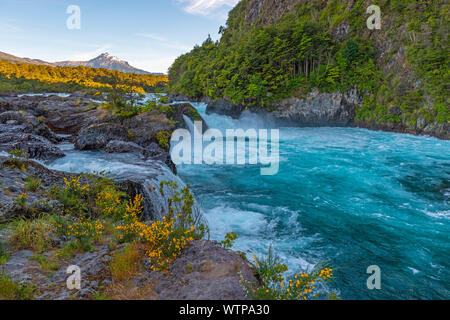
[14,193,28,208]
[115,194,196,271]
[95,186,127,220]
[67,218,105,250]
[241,245,334,300]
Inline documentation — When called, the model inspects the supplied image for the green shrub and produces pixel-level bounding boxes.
[0,274,34,300]
[24,176,42,192]
[9,217,55,253]
[241,245,335,300]
[0,242,9,264]
[221,232,238,249]
[110,242,142,281]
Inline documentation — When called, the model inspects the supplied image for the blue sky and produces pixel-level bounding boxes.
[0,0,239,73]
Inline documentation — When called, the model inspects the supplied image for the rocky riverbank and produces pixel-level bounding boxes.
[0,92,259,300]
[169,90,449,140]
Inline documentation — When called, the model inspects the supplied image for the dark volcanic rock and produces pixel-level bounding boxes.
[104,140,146,155]
[0,156,67,222]
[206,99,244,119]
[2,245,118,300]
[75,123,127,150]
[0,110,60,143]
[271,89,360,127]
[143,240,259,300]
[0,130,65,160]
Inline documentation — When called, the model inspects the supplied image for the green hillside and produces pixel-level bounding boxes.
[169,0,449,133]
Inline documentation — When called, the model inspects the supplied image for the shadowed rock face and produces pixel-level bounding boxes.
[0,110,60,143]
[205,89,360,127]
[0,110,65,161]
[206,100,244,120]
[0,131,65,160]
[270,89,360,127]
[75,123,128,150]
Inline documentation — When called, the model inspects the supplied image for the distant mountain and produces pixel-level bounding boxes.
[55,53,153,75]
[0,51,160,75]
[0,51,53,66]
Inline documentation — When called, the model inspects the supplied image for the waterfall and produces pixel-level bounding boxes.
[142,162,209,234]
[183,114,201,135]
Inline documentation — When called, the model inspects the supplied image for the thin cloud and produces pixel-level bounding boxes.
[0,21,22,32]
[135,33,191,51]
[135,33,167,42]
[178,0,238,16]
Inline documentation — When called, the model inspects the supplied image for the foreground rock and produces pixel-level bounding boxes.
[0,156,67,223]
[143,240,258,300]
[0,130,65,160]
[1,240,258,300]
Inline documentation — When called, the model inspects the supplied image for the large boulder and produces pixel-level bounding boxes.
[206,99,244,119]
[75,123,127,150]
[0,130,65,160]
[0,110,59,143]
[143,240,259,300]
[104,140,146,155]
[0,156,66,223]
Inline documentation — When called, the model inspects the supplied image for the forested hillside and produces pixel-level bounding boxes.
[169,0,448,132]
[0,60,168,93]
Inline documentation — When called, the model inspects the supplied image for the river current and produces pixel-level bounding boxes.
[176,102,450,300]
[36,94,449,299]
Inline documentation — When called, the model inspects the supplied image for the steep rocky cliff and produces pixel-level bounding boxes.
[169,0,449,139]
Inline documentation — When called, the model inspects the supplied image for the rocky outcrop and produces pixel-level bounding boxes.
[1,240,259,300]
[270,89,360,127]
[206,99,244,120]
[204,89,361,127]
[0,110,60,143]
[75,123,128,150]
[104,140,147,155]
[1,245,118,300]
[244,0,303,26]
[355,119,450,140]
[0,109,65,160]
[0,130,65,160]
[0,94,102,135]
[0,156,67,223]
[144,240,259,300]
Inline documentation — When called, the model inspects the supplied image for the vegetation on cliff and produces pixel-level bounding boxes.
[169,0,448,128]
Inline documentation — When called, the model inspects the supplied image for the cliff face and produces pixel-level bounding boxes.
[244,0,304,25]
[169,0,449,139]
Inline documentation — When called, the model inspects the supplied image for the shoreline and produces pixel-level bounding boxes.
[168,94,449,141]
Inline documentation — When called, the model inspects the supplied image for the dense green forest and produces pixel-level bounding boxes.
[0,60,168,93]
[169,0,448,126]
